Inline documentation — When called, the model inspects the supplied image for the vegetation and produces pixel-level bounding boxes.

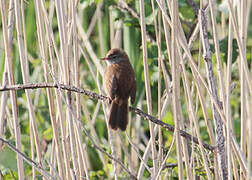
[0,0,251,179]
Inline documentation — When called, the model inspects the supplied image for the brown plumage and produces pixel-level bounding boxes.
[102,48,136,131]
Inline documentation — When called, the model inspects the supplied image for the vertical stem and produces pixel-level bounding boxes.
[226,6,233,179]
[14,1,45,177]
[55,0,80,177]
[227,0,251,94]
[72,0,90,179]
[40,0,71,178]
[0,0,15,165]
[208,0,225,107]
[150,1,163,176]
[139,0,157,177]
[239,2,247,178]
[199,9,228,179]
[35,0,66,178]
[0,1,25,179]
[109,6,114,46]
[171,0,184,179]
[97,3,105,55]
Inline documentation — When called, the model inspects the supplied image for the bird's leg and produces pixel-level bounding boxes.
[107,97,112,104]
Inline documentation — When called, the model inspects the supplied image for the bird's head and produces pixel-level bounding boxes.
[101,48,128,64]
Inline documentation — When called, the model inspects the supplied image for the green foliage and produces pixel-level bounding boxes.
[219,37,239,63]
[1,147,18,172]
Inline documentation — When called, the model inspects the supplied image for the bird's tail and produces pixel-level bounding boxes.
[109,98,128,131]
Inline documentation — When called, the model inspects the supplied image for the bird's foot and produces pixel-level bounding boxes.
[107,97,112,104]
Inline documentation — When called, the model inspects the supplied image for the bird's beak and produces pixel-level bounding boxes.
[101,57,109,60]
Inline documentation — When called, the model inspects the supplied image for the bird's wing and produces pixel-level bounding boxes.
[130,77,136,104]
[105,73,117,100]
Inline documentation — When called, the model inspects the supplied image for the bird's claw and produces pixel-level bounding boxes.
[107,98,112,104]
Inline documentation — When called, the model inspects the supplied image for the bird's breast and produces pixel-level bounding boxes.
[105,61,135,100]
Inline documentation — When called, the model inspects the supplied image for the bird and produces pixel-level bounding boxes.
[102,48,136,131]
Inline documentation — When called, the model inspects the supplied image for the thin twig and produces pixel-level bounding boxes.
[0,83,215,151]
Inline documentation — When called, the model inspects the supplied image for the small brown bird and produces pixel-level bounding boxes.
[102,48,136,131]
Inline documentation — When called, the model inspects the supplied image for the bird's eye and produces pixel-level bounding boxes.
[109,54,117,59]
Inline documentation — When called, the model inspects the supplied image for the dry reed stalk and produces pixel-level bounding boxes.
[177,51,193,179]
[110,6,250,177]
[231,153,240,180]
[0,0,15,166]
[109,6,115,46]
[139,0,158,178]
[182,52,247,178]
[97,3,105,56]
[195,13,219,176]
[179,43,212,179]
[76,57,102,165]
[30,120,36,179]
[14,1,45,179]
[39,0,71,178]
[0,72,8,163]
[159,1,231,178]
[208,0,226,108]
[58,81,136,178]
[0,1,24,179]
[118,133,134,173]
[238,3,247,179]
[158,3,173,158]
[34,1,65,178]
[154,132,176,180]
[248,98,252,180]
[239,1,249,179]
[21,3,36,178]
[77,17,104,74]
[130,94,144,173]
[137,1,172,176]
[72,0,89,178]
[159,0,172,65]
[157,12,164,180]
[78,45,97,80]
[125,132,152,174]
[67,2,88,178]
[113,20,123,49]
[199,8,228,178]
[231,137,250,177]
[80,95,105,163]
[157,2,231,123]
[1,1,251,179]
[226,2,233,178]
[55,0,81,178]
[150,0,163,176]
[159,3,208,178]
[227,1,252,94]
[228,0,251,178]
[91,101,101,124]
[137,126,158,178]
[171,0,184,179]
